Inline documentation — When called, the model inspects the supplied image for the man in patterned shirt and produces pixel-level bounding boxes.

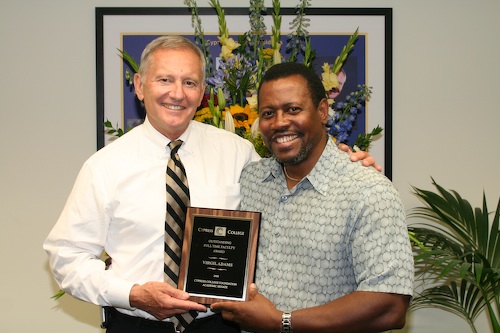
[212,62,413,333]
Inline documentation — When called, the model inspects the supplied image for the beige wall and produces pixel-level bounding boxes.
[1,0,498,332]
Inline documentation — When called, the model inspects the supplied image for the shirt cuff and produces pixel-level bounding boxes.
[105,279,137,309]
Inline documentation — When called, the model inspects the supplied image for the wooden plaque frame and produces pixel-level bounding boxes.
[178,207,261,305]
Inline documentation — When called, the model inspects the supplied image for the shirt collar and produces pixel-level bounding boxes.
[307,138,341,196]
[143,116,169,149]
[263,137,341,196]
[142,116,196,158]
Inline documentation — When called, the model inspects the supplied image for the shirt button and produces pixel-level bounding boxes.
[281,195,288,201]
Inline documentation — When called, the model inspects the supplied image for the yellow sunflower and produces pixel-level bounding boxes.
[222,104,258,133]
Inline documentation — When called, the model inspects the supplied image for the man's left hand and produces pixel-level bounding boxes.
[338,143,382,172]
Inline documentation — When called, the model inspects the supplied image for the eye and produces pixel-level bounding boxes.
[184,80,198,88]
[158,77,171,83]
[260,109,275,119]
[287,106,301,114]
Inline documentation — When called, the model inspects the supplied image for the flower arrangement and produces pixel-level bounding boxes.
[111,0,381,157]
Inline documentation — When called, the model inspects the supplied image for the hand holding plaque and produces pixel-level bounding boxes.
[178,207,261,305]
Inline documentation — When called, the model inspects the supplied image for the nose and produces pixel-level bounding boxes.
[269,110,290,130]
[169,82,185,101]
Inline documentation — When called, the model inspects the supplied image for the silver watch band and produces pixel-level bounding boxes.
[281,311,293,332]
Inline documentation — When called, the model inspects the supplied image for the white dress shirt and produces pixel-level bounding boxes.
[43,117,260,319]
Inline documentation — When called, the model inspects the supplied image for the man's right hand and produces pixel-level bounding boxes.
[129,282,207,320]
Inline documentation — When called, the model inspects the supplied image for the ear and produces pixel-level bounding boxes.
[318,98,330,125]
[133,73,144,101]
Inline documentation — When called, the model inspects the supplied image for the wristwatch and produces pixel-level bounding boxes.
[281,311,293,332]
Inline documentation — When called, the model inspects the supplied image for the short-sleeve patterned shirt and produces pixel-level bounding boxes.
[240,138,414,310]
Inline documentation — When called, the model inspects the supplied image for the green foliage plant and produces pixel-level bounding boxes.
[408,178,500,333]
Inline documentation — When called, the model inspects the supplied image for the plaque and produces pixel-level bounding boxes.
[178,207,261,305]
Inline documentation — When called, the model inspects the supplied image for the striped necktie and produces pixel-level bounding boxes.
[165,140,197,331]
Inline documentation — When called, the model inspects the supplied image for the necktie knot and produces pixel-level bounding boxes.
[168,140,183,159]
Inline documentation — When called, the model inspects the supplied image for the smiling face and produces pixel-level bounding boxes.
[258,74,329,169]
[134,47,206,140]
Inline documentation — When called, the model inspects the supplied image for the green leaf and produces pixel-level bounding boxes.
[118,49,139,73]
[331,28,359,74]
[51,290,66,300]
[353,125,382,151]
[104,118,126,138]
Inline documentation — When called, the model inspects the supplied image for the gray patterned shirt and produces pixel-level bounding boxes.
[240,138,414,310]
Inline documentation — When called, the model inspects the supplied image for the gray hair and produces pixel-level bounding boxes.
[138,35,206,82]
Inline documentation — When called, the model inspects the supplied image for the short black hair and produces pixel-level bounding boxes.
[258,62,326,108]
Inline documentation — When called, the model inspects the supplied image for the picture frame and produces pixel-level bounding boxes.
[96,7,392,178]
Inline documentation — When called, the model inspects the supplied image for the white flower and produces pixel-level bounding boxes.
[250,116,260,138]
[224,109,235,133]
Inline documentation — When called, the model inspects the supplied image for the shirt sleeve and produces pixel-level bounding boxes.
[43,160,135,309]
[350,181,414,296]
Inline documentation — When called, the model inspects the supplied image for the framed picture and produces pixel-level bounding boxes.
[96,7,392,178]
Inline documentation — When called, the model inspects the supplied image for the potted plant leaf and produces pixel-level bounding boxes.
[408,178,500,333]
